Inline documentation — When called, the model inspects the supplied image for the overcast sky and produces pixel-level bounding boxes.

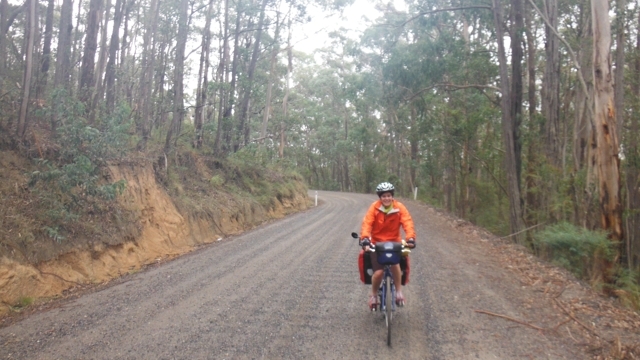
[292,0,405,54]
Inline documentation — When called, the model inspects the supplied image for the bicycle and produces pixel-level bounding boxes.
[352,232,410,346]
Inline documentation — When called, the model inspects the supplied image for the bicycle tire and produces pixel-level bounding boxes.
[386,275,392,346]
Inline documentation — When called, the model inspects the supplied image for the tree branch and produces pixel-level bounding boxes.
[403,83,500,107]
[394,6,493,28]
[436,83,501,92]
[450,138,509,198]
[525,0,590,105]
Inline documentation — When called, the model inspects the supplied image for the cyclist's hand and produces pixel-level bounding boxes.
[406,238,416,249]
[360,238,371,250]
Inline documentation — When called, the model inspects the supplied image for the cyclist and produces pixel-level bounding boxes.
[360,182,416,310]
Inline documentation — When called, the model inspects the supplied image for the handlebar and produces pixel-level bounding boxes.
[352,232,411,255]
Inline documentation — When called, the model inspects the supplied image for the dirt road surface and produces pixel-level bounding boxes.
[1,191,634,359]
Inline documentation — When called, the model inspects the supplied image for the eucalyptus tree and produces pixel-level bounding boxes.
[17,0,36,139]
[0,0,7,84]
[36,0,55,99]
[164,0,189,153]
[591,0,623,271]
[627,7,640,269]
[136,0,161,150]
[78,0,104,110]
[104,0,126,110]
[542,0,561,167]
[194,0,215,149]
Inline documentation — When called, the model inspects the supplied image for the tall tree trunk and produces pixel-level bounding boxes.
[236,0,269,150]
[213,0,232,155]
[627,7,640,270]
[70,0,85,92]
[278,11,293,159]
[542,0,561,166]
[614,0,625,126]
[0,0,7,87]
[592,0,623,282]
[260,10,282,145]
[572,3,596,227]
[90,0,111,120]
[120,0,131,77]
[105,0,125,110]
[510,0,524,189]
[36,0,54,100]
[524,0,538,227]
[17,0,36,139]
[493,0,525,243]
[194,0,213,149]
[136,0,159,150]
[54,0,73,92]
[613,0,628,266]
[279,14,292,158]
[260,49,277,143]
[163,0,188,153]
[409,103,418,194]
[78,0,103,112]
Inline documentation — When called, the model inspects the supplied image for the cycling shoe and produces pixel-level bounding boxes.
[396,291,405,306]
[368,295,378,311]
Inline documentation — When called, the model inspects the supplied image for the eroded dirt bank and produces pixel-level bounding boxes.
[0,163,309,316]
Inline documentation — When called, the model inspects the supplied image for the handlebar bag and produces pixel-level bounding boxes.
[359,246,410,285]
[376,241,403,265]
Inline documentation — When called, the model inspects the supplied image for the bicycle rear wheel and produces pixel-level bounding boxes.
[385,275,392,346]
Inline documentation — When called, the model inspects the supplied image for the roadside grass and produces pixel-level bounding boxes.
[10,297,34,312]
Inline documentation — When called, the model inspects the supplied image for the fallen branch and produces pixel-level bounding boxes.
[552,317,572,332]
[499,222,546,239]
[566,327,578,343]
[474,309,546,331]
[553,298,600,338]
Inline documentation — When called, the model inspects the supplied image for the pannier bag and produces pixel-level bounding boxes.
[358,248,410,285]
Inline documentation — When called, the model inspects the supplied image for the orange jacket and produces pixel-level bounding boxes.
[360,199,416,244]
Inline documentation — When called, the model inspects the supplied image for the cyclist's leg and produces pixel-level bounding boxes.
[390,264,405,304]
[369,253,384,309]
[371,269,384,295]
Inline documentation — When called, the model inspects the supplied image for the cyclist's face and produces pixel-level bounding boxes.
[380,193,393,206]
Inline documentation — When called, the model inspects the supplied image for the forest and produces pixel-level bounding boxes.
[0,0,638,304]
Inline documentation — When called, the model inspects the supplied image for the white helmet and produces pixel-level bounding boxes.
[376,182,395,196]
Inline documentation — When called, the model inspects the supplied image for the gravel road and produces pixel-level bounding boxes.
[0,191,589,359]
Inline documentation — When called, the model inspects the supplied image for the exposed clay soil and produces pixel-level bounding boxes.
[0,159,309,316]
[1,191,639,359]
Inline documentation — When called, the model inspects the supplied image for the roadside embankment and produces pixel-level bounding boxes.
[0,161,309,317]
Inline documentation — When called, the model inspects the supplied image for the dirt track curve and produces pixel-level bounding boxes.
[1,191,595,359]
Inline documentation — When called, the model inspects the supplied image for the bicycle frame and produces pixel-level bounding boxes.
[379,265,396,313]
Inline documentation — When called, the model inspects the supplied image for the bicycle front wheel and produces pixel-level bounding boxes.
[386,276,392,346]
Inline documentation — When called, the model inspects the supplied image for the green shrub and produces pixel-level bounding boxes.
[43,226,65,243]
[209,175,225,187]
[14,296,34,309]
[533,222,617,280]
[614,268,640,310]
[27,92,131,238]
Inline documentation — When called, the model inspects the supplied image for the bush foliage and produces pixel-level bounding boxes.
[27,93,133,240]
[533,222,616,280]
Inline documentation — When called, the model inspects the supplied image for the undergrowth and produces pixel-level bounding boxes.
[27,93,131,241]
[534,222,640,310]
